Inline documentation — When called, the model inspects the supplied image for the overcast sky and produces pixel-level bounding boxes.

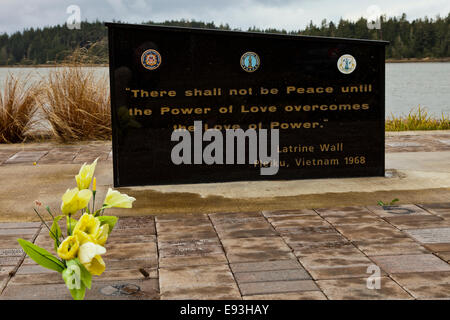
[1,0,449,34]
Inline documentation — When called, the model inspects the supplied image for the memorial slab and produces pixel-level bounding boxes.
[0,228,37,236]
[323,215,386,226]
[238,280,319,296]
[0,150,17,165]
[243,291,327,300]
[418,202,450,216]
[229,259,303,273]
[0,256,22,267]
[104,258,158,270]
[353,237,428,256]
[384,215,448,230]
[213,221,277,239]
[334,223,405,241]
[38,148,80,164]
[405,227,450,244]
[4,151,48,165]
[1,279,159,300]
[424,243,450,253]
[317,277,412,300]
[221,236,295,263]
[0,222,41,229]
[314,206,374,217]
[115,216,156,232]
[390,272,450,299]
[268,215,331,231]
[371,254,450,273]
[367,204,431,217]
[106,23,387,187]
[234,269,311,283]
[159,264,240,300]
[104,242,158,261]
[436,252,450,263]
[261,209,317,218]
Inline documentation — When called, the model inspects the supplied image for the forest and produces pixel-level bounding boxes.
[0,13,448,65]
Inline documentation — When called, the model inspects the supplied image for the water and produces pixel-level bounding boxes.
[386,63,450,118]
[0,63,449,118]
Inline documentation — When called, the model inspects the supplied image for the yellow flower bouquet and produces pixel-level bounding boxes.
[17,159,136,300]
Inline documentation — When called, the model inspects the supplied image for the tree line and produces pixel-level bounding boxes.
[0,13,448,65]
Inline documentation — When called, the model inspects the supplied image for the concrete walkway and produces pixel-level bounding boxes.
[0,131,449,221]
[2,203,450,299]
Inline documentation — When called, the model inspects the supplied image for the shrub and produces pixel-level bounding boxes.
[0,75,38,143]
[39,65,111,141]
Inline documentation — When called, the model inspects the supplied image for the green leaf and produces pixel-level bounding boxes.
[62,269,86,300]
[64,259,92,290]
[97,216,118,234]
[70,285,86,300]
[17,239,65,273]
[50,215,64,251]
[377,201,385,206]
[390,198,400,205]
[62,259,90,299]
[67,216,78,235]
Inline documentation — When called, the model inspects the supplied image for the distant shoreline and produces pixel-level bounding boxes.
[0,64,109,68]
[0,58,449,67]
[386,57,450,63]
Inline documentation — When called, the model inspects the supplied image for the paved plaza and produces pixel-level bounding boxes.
[0,131,450,299]
[1,204,450,299]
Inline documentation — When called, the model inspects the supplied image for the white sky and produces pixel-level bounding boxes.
[1,0,449,34]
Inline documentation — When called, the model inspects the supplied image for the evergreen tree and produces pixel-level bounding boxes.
[0,13,448,65]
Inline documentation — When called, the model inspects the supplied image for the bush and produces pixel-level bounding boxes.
[0,75,38,143]
[39,66,111,141]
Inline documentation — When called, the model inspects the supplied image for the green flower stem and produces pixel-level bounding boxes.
[68,213,72,236]
[33,208,59,245]
[92,190,96,214]
[45,206,55,220]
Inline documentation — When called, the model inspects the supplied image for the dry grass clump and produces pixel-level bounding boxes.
[39,65,111,141]
[0,75,38,143]
[386,106,450,131]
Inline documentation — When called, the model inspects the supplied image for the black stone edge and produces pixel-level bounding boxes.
[104,22,390,46]
[107,26,120,187]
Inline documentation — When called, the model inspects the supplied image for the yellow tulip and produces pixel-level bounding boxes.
[73,213,100,244]
[57,236,79,260]
[78,242,106,276]
[103,188,136,209]
[61,188,93,215]
[75,158,98,190]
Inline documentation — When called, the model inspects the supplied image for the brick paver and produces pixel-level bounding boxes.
[1,133,450,299]
[1,202,450,299]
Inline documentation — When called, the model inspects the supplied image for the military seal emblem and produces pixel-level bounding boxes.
[337,54,356,74]
[240,52,260,72]
[141,49,161,70]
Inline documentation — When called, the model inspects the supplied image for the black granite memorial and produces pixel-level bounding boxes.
[106,22,388,187]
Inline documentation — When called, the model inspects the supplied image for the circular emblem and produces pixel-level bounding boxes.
[337,54,356,74]
[240,52,260,72]
[141,49,161,70]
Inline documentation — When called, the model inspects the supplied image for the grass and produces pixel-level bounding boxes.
[385,106,450,131]
[0,75,38,143]
[39,65,111,142]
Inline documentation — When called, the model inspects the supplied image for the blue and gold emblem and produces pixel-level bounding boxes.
[337,54,356,74]
[141,49,161,70]
[240,52,260,72]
